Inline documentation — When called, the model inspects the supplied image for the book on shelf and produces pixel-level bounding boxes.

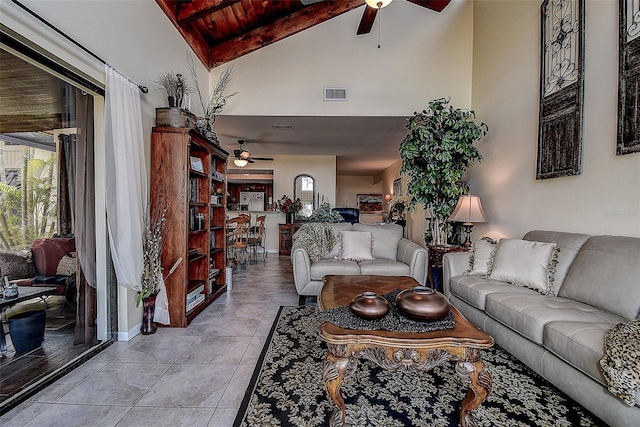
[187,284,205,302]
[186,294,205,312]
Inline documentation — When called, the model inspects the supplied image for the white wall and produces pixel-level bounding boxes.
[215,0,475,116]
[470,0,640,241]
[0,0,210,338]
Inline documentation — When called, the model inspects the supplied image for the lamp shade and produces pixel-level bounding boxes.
[448,195,488,224]
[233,158,248,167]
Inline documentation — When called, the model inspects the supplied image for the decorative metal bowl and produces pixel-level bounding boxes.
[349,291,389,319]
[395,286,450,321]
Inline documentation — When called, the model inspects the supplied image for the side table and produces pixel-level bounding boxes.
[428,245,469,292]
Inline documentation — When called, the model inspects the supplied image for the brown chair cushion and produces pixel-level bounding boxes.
[31,237,76,276]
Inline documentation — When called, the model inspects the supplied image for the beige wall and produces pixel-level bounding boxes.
[214,0,475,116]
[470,0,640,241]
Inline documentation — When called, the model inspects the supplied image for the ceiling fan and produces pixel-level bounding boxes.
[356,0,451,35]
[233,140,274,167]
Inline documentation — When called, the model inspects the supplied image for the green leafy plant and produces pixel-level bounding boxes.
[399,98,488,245]
[307,202,344,223]
[0,148,56,250]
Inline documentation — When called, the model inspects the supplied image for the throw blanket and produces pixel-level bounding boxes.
[599,319,640,406]
[291,223,336,263]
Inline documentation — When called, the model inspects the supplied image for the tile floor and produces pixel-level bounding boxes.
[0,255,301,426]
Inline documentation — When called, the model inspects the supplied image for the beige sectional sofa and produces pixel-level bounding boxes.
[292,222,428,305]
[443,230,640,427]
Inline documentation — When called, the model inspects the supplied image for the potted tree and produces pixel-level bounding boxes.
[399,98,488,246]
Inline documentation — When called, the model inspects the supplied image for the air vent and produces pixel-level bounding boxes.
[324,87,347,101]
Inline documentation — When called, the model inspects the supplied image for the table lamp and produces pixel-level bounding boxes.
[448,195,488,247]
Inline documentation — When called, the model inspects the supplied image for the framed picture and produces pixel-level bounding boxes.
[393,177,402,197]
[357,193,383,213]
[190,156,204,173]
[617,0,640,155]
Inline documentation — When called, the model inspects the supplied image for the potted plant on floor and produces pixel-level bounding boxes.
[138,205,181,334]
[399,98,488,246]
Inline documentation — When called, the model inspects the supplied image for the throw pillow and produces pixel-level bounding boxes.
[488,239,559,295]
[56,252,77,276]
[464,237,496,277]
[339,231,374,262]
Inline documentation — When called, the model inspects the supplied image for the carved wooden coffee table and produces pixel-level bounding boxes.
[318,275,494,427]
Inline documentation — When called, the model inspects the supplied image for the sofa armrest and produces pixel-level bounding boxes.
[291,245,312,293]
[442,251,472,298]
[396,238,428,285]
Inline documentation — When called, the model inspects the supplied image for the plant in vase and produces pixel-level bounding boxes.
[138,205,182,334]
[187,53,238,137]
[277,195,302,224]
[307,202,344,223]
[153,71,193,109]
[399,98,488,246]
[388,194,412,222]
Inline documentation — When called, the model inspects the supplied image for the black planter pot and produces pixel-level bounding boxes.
[8,310,46,353]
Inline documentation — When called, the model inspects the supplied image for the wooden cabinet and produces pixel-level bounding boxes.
[278,223,302,255]
[151,127,229,327]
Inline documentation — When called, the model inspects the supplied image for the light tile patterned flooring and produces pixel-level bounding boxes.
[1,255,301,426]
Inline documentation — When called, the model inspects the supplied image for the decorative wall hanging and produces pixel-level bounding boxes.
[537,0,585,179]
[357,194,383,213]
[617,0,640,155]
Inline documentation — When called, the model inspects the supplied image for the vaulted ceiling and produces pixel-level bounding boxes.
[155,0,450,69]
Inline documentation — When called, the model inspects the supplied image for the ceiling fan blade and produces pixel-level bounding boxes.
[406,0,451,13]
[248,158,256,163]
[233,149,242,157]
[356,6,378,35]
[251,157,274,161]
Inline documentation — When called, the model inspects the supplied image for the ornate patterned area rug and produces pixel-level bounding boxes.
[234,306,603,427]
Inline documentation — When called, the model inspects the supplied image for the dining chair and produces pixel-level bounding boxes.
[247,214,267,262]
[227,216,250,266]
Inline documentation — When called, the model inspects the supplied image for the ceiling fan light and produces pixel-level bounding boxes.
[234,158,248,167]
[365,0,391,9]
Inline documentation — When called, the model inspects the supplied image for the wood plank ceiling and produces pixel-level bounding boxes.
[155,0,450,69]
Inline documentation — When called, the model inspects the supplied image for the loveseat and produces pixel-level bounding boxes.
[443,230,640,427]
[292,222,428,305]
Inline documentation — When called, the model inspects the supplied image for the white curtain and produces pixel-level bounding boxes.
[104,65,170,325]
[105,65,145,290]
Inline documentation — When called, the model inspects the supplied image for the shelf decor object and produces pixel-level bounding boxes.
[537,0,585,179]
[617,0,640,155]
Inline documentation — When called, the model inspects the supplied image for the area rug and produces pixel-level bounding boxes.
[234,306,604,427]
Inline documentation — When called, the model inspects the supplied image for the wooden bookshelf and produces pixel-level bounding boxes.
[151,127,228,327]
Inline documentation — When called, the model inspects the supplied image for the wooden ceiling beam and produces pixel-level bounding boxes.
[207,0,365,67]
[176,0,243,25]
[156,0,212,69]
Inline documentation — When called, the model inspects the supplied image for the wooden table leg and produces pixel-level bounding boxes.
[455,359,492,427]
[322,345,357,427]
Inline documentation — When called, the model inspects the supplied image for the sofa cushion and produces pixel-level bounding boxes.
[543,320,622,387]
[464,238,496,277]
[559,235,640,320]
[353,223,403,260]
[338,231,374,261]
[523,230,591,295]
[485,292,624,345]
[310,258,360,280]
[450,275,532,310]
[359,259,410,277]
[488,238,559,295]
[56,253,76,276]
[0,250,37,280]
